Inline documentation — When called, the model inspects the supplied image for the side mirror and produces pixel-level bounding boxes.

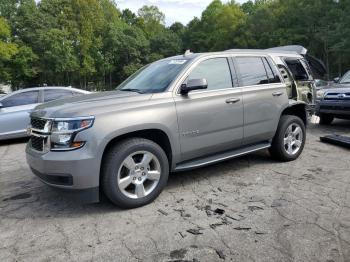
[180,78,208,95]
[0,102,3,109]
[333,77,340,83]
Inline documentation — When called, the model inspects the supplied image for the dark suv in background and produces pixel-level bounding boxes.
[316,70,350,124]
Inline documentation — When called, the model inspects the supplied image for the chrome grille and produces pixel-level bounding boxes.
[29,117,51,152]
[31,117,48,130]
[30,136,45,151]
[324,92,350,101]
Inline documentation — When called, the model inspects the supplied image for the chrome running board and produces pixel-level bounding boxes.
[175,142,271,172]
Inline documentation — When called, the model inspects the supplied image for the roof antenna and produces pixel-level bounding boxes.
[184,50,193,57]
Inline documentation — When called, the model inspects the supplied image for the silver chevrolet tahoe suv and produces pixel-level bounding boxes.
[26,50,308,208]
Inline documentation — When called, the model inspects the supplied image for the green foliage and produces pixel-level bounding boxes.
[8,45,38,88]
[0,17,18,82]
[137,5,165,38]
[150,29,182,58]
[0,0,349,89]
[0,0,18,20]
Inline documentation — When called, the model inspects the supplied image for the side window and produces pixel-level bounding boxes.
[263,58,281,83]
[44,90,73,102]
[2,91,39,107]
[187,58,233,90]
[236,57,269,86]
[284,59,310,81]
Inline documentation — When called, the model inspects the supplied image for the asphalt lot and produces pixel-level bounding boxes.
[0,119,349,262]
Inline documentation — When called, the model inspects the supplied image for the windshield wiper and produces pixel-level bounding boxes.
[119,88,144,94]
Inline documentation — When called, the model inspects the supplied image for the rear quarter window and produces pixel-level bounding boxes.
[284,58,310,81]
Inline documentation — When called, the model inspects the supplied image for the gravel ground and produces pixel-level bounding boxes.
[0,120,349,262]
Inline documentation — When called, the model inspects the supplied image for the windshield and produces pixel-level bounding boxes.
[117,59,189,93]
[340,71,350,84]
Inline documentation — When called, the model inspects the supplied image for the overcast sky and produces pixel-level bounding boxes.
[117,0,247,26]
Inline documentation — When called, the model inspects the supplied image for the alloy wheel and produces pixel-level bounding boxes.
[117,151,161,199]
[283,123,303,155]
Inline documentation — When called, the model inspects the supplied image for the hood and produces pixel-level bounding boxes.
[322,84,350,94]
[32,90,153,118]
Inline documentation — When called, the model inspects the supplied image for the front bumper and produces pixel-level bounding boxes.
[26,143,101,202]
[315,100,350,117]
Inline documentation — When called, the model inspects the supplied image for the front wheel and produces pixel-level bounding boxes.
[102,138,169,208]
[269,115,306,162]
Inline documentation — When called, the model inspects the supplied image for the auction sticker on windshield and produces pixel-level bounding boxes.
[169,60,187,65]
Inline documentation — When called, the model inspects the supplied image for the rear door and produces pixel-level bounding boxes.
[234,56,287,145]
[174,56,244,161]
[0,90,40,137]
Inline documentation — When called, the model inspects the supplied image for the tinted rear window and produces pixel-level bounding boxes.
[236,57,269,86]
[263,58,281,83]
[285,58,309,81]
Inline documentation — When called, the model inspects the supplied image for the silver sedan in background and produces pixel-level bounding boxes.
[0,87,90,140]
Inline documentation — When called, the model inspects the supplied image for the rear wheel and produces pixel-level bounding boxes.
[269,115,306,161]
[319,114,334,125]
[102,138,169,208]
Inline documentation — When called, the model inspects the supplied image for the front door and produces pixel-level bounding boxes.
[174,57,244,161]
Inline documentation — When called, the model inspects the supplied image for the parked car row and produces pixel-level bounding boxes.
[0,87,90,140]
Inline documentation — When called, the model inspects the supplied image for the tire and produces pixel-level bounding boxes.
[101,138,169,209]
[319,114,334,125]
[269,115,306,162]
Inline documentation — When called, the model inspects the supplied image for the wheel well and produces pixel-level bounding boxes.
[101,129,172,168]
[281,104,307,125]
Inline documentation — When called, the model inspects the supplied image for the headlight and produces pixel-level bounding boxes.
[316,90,325,99]
[50,117,94,151]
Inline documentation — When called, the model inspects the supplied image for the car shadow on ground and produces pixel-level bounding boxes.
[1,150,274,218]
[2,120,349,217]
[0,137,29,146]
[166,150,273,190]
[312,118,350,131]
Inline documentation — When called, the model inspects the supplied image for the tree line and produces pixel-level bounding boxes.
[0,0,349,91]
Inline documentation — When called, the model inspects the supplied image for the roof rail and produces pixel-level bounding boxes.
[266,45,307,56]
[225,45,308,56]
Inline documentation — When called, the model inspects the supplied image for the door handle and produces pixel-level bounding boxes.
[226,98,240,104]
[272,91,284,97]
